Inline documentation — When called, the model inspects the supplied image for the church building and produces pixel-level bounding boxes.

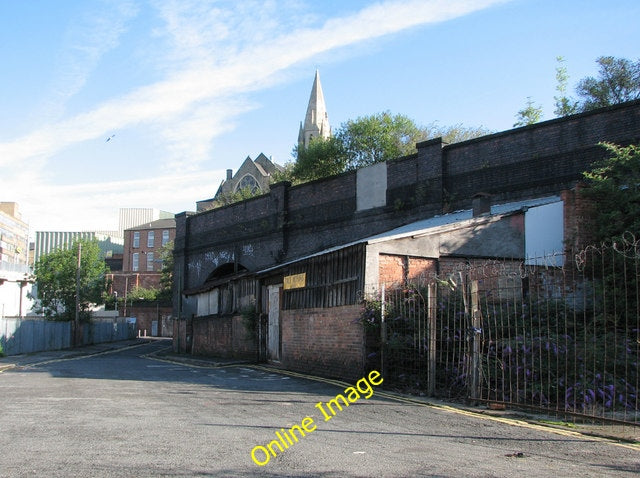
[298,70,331,148]
[196,71,330,212]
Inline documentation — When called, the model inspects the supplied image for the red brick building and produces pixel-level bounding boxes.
[109,218,175,324]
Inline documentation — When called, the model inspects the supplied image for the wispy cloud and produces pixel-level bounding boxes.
[1,0,507,231]
[43,1,140,119]
[16,171,225,232]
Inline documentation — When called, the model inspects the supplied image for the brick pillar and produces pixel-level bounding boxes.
[415,138,445,209]
[269,181,291,262]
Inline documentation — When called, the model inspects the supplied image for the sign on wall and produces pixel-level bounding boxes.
[284,273,306,290]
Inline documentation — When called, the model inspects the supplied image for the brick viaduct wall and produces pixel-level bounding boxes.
[443,101,640,209]
[173,100,640,317]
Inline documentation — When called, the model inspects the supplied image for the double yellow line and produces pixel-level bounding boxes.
[80,349,640,452]
[247,364,640,452]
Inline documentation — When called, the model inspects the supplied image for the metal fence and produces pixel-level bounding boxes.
[1,316,137,356]
[363,238,640,426]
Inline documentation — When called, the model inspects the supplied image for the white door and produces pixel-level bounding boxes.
[267,284,282,361]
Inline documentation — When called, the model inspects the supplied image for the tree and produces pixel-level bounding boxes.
[513,97,543,127]
[158,240,174,301]
[289,112,490,181]
[580,143,640,330]
[554,56,578,117]
[31,239,109,321]
[291,136,348,181]
[337,112,428,168]
[576,56,640,111]
[581,142,640,242]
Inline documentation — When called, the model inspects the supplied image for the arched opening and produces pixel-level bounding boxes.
[235,174,261,194]
[206,262,248,281]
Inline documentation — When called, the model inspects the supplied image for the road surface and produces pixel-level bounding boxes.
[0,340,638,477]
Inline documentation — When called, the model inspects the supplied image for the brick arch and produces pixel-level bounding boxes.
[206,262,249,281]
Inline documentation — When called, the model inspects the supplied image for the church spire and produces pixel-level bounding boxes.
[298,70,331,149]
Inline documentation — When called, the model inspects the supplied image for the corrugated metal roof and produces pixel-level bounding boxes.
[256,195,561,275]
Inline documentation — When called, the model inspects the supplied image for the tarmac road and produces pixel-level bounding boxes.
[0,339,638,477]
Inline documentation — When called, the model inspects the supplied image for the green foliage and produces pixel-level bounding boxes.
[576,56,640,111]
[270,162,296,184]
[513,97,543,127]
[580,143,640,330]
[30,239,109,321]
[430,123,492,144]
[529,55,639,120]
[554,56,579,117]
[210,186,264,208]
[337,111,427,168]
[291,136,348,181]
[363,281,639,411]
[581,142,640,242]
[0,343,4,357]
[129,286,160,302]
[158,240,174,300]
[291,112,489,181]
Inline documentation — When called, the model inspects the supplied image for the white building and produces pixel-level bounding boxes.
[0,202,32,318]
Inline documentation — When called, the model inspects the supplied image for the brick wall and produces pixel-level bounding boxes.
[379,254,438,287]
[191,314,257,359]
[280,305,364,381]
[444,101,640,209]
[379,254,405,286]
[175,100,640,318]
[408,257,438,282]
[128,305,172,337]
[561,184,596,253]
[109,273,162,299]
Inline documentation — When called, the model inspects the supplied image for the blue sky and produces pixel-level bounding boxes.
[1,0,638,234]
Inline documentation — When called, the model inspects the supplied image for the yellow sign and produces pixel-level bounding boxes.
[284,272,306,290]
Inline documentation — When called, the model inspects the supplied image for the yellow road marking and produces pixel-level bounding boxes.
[7,342,151,368]
[246,364,640,452]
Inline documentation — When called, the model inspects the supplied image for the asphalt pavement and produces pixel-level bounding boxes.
[0,339,638,477]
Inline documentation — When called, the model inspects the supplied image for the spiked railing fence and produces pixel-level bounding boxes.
[362,236,640,425]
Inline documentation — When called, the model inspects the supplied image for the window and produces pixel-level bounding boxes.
[147,252,154,271]
[132,253,139,271]
[133,231,140,248]
[235,174,261,194]
[162,230,170,246]
[147,231,155,248]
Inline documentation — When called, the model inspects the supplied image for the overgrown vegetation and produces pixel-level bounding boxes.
[581,143,640,243]
[580,142,640,330]
[362,273,639,416]
[209,186,265,208]
[516,55,640,125]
